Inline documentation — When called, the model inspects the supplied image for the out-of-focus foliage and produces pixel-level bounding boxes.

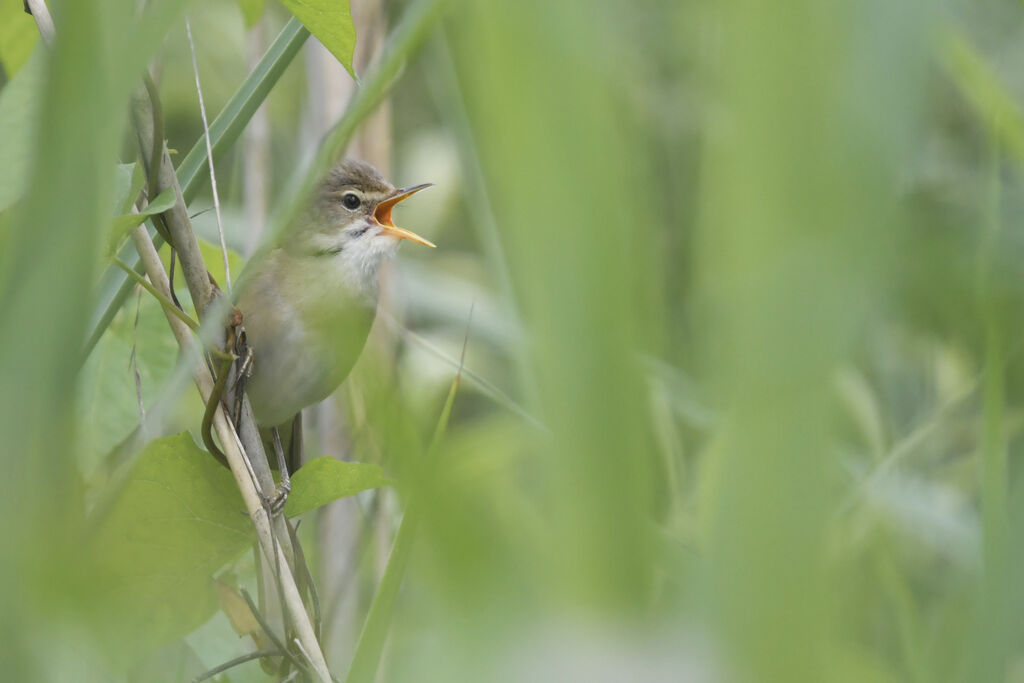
[0,0,38,78]
[236,0,266,28]
[88,433,253,663]
[0,47,41,212]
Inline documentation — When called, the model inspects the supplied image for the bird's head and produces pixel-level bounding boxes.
[295,159,434,279]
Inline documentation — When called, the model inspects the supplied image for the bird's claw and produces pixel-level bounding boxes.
[266,480,291,516]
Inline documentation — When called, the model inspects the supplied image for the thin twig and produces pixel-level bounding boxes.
[185,16,231,292]
[191,649,282,683]
[292,638,319,680]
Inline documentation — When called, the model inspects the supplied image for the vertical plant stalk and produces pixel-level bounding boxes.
[345,314,468,683]
[968,128,1009,681]
[128,224,331,683]
[978,134,1007,572]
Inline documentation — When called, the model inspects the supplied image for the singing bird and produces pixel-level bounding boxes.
[235,159,434,469]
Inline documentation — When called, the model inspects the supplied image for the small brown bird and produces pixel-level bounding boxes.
[235,159,433,471]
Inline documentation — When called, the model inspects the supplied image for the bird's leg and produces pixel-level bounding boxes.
[287,411,303,474]
[231,350,252,429]
[268,427,291,515]
[231,329,253,429]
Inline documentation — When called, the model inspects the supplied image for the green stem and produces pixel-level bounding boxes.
[192,650,283,683]
[979,134,1006,573]
[966,125,1009,683]
[113,256,236,364]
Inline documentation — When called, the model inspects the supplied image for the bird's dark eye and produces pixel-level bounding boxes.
[342,192,361,210]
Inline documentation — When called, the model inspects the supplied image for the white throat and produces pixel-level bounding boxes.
[335,234,401,299]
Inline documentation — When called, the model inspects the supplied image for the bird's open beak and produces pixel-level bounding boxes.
[374,183,435,247]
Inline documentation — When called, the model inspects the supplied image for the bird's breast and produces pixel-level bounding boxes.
[237,253,378,427]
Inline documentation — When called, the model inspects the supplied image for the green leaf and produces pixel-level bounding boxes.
[107,186,176,254]
[0,46,43,212]
[277,0,356,78]
[237,0,265,27]
[111,162,144,215]
[161,236,247,292]
[77,290,182,476]
[199,236,246,289]
[284,456,391,517]
[90,432,253,660]
[0,0,39,78]
[77,332,145,476]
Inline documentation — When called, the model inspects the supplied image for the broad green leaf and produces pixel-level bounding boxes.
[284,456,391,517]
[237,0,265,27]
[77,291,183,476]
[124,639,209,683]
[0,0,38,78]
[0,46,43,212]
[107,186,176,254]
[90,432,253,659]
[77,331,145,476]
[278,0,356,78]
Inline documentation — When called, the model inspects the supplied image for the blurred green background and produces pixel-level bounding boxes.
[3,0,1024,681]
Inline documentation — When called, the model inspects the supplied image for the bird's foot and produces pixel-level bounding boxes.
[265,479,291,516]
